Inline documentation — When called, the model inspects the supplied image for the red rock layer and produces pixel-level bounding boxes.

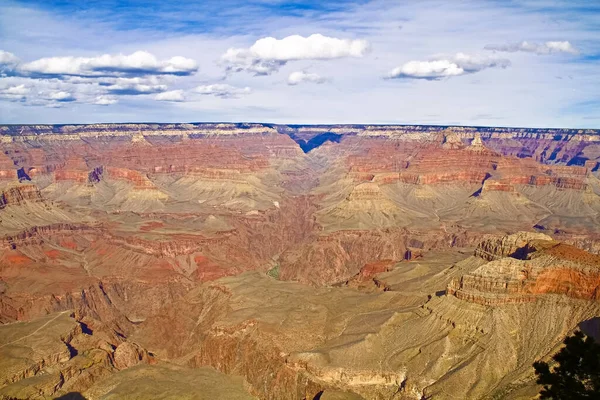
[0,152,17,180]
[2,132,300,176]
[450,238,600,305]
[54,169,89,183]
[340,135,591,191]
[530,267,600,299]
[106,167,156,189]
[397,171,489,185]
[346,260,395,288]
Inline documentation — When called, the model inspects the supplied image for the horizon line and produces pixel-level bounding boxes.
[1,121,599,132]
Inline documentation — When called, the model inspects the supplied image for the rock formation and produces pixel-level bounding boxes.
[449,233,600,305]
[1,123,599,399]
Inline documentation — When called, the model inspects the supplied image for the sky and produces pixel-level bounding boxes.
[0,0,599,127]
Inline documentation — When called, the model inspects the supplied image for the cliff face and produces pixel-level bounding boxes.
[1,123,598,285]
[474,232,554,261]
[449,232,600,305]
[1,123,598,292]
[0,184,43,208]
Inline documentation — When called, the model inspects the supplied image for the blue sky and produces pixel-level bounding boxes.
[0,0,599,127]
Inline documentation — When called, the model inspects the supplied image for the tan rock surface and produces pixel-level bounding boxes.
[130,266,600,400]
[84,364,255,400]
[0,311,79,388]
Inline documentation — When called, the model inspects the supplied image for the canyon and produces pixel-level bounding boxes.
[0,123,599,399]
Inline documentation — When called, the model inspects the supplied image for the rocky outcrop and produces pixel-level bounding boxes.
[466,133,485,150]
[134,274,409,399]
[474,232,554,261]
[449,233,600,305]
[0,223,99,249]
[0,184,43,208]
[441,131,465,150]
[0,312,81,388]
[345,260,395,289]
[106,167,157,189]
[0,311,167,399]
[113,342,152,370]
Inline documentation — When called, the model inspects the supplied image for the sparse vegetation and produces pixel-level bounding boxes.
[533,330,600,399]
[266,263,280,280]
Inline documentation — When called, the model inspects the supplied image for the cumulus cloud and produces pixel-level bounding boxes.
[485,41,579,55]
[106,82,168,95]
[68,75,171,96]
[155,89,185,102]
[0,84,29,101]
[387,53,510,80]
[0,51,20,74]
[0,76,119,107]
[222,34,370,75]
[93,95,118,105]
[48,91,76,102]
[0,49,200,108]
[388,60,463,80]
[195,84,251,98]
[20,51,198,78]
[248,34,369,60]
[221,56,283,76]
[287,71,327,85]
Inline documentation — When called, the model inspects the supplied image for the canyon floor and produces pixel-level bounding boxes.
[1,123,600,399]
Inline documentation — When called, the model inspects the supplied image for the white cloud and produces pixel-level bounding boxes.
[453,53,511,72]
[387,53,510,80]
[65,76,171,95]
[48,91,75,101]
[195,84,251,98]
[0,84,30,100]
[221,53,283,76]
[0,76,121,107]
[0,50,20,73]
[0,50,198,108]
[4,84,29,95]
[222,34,370,75]
[288,71,327,85]
[20,50,198,77]
[0,51,19,65]
[248,34,370,61]
[485,41,579,55]
[388,60,463,80]
[0,1,597,127]
[155,89,185,102]
[106,82,167,95]
[93,95,118,105]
